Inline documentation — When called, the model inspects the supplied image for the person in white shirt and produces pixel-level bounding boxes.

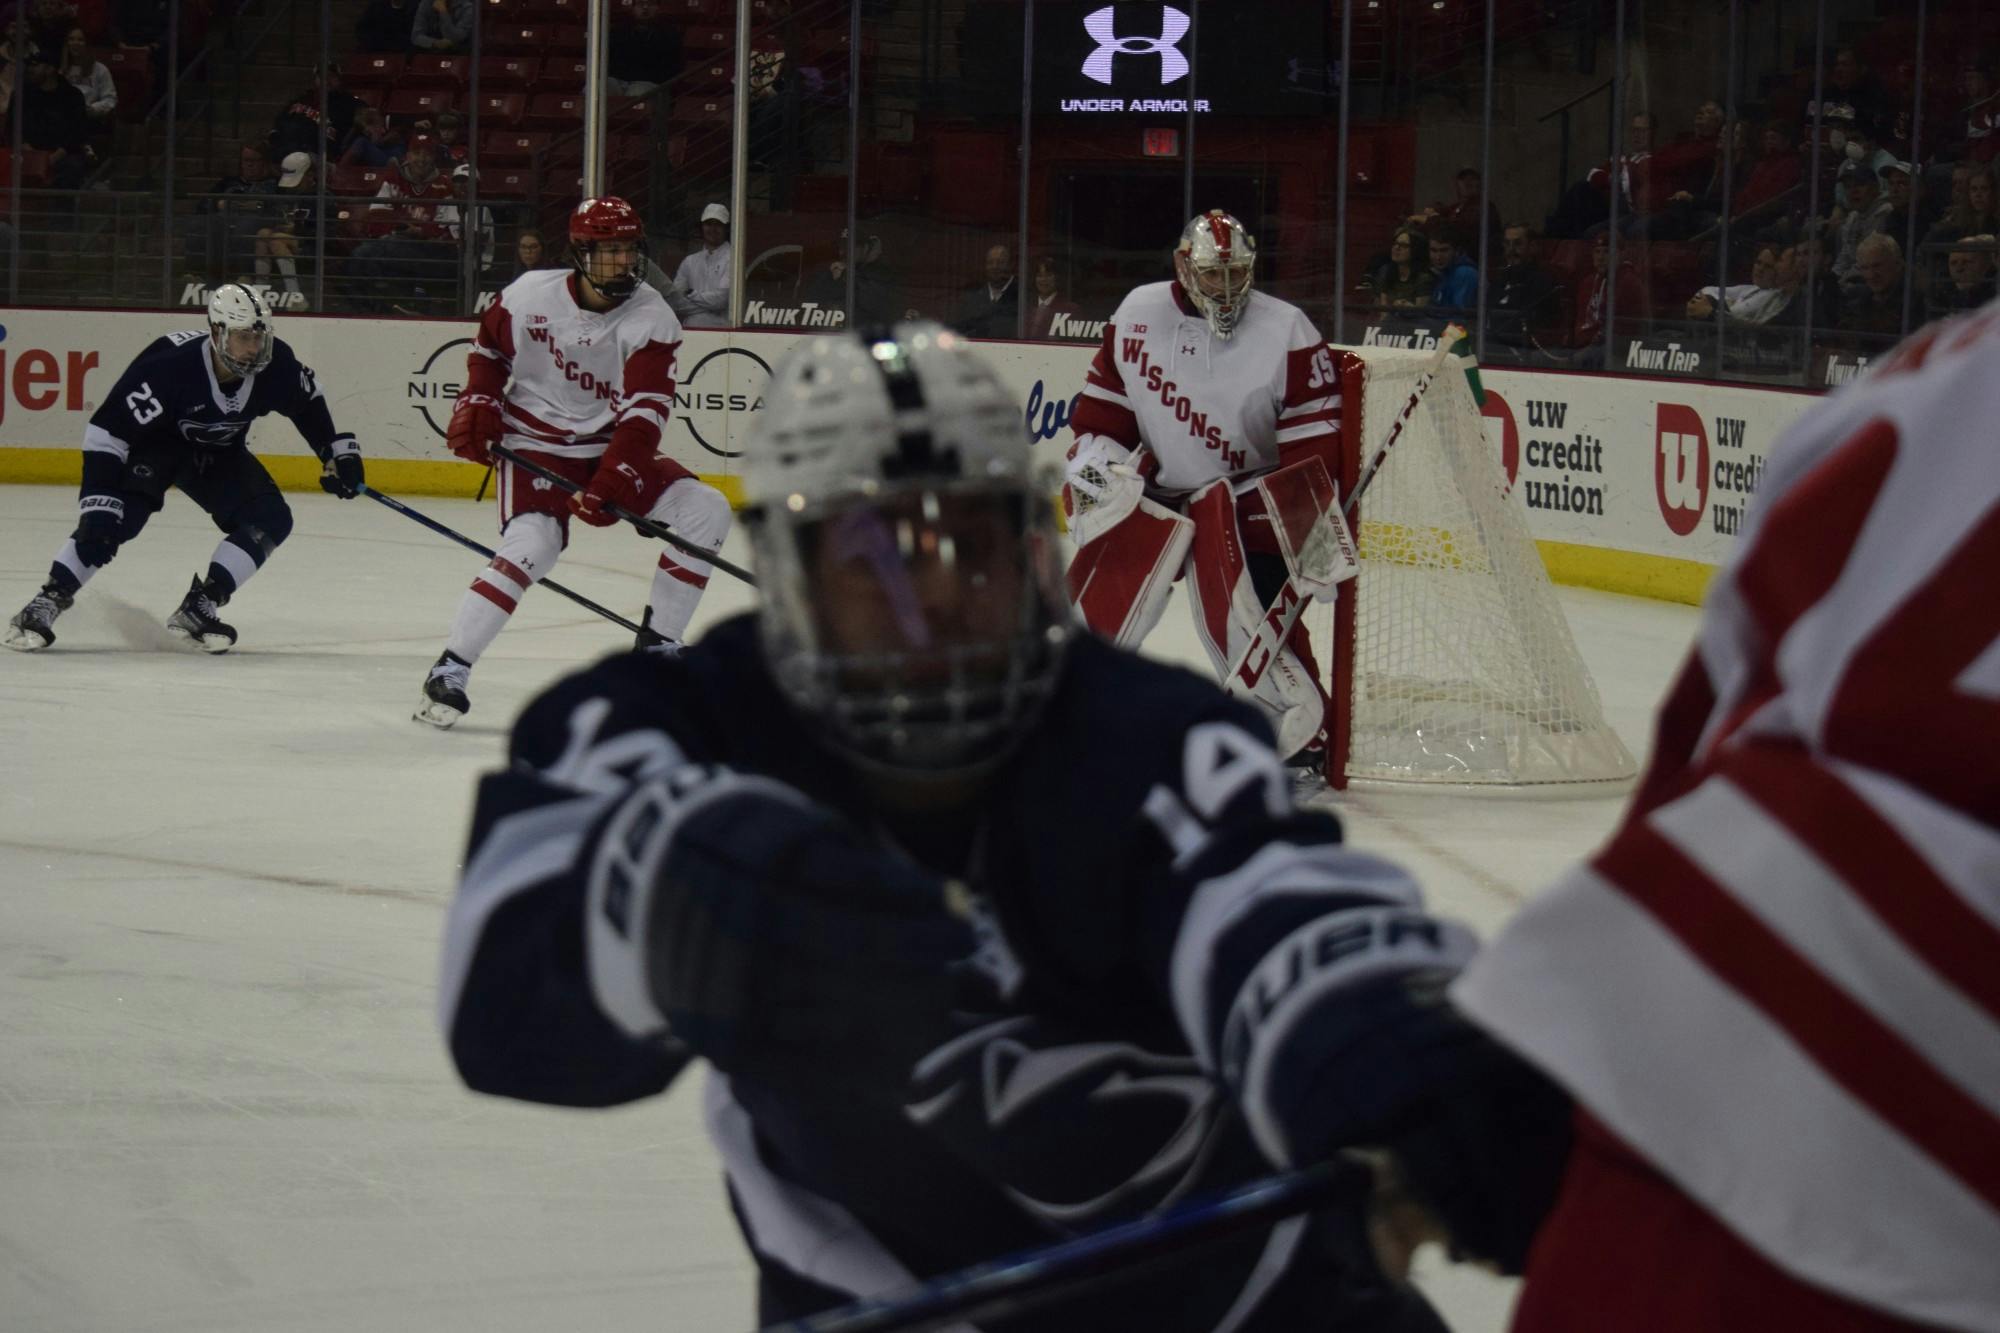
[671,202,732,328]
[1061,210,1351,775]
[418,196,733,727]
[59,27,114,122]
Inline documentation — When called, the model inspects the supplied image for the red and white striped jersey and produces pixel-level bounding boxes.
[1456,301,2000,1331]
[465,268,681,461]
[1070,282,1342,493]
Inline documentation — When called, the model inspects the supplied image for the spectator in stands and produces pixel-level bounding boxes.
[608,0,680,99]
[1926,164,1998,245]
[1427,233,1477,313]
[26,0,75,56]
[954,241,1018,338]
[1839,232,1908,341]
[256,151,316,304]
[1567,230,1644,363]
[196,142,276,281]
[370,134,446,219]
[19,45,92,187]
[438,162,495,279]
[272,65,364,162]
[1831,161,1894,284]
[1833,116,1895,211]
[800,227,895,326]
[58,27,111,121]
[1638,100,1727,238]
[339,107,405,170]
[1939,62,1996,164]
[430,110,468,169]
[1025,255,1080,339]
[352,138,454,313]
[1486,223,1559,348]
[107,0,166,50]
[1546,111,1652,238]
[1928,236,1996,319]
[1731,120,1803,224]
[1686,244,1798,326]
[1362,228,1434,309]
[355,0,416,55]
[1878,160,1924,242]
[512,227,554,276]
[1806,46,1887,157]
[672,201,732,328]
[410,0,472,54]
[1407,167,1502,255]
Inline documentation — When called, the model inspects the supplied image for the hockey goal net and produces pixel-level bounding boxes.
[1305,346,1637,789]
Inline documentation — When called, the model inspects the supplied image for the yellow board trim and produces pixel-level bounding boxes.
[1534,538,1716,606]
[0,448,746,507]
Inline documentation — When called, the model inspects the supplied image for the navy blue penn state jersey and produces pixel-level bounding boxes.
[80,331,347,495]
[441,616,1452,1332]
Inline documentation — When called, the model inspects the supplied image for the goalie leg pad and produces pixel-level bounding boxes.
[1065,496,1193,650]
[1184,482,1325,760]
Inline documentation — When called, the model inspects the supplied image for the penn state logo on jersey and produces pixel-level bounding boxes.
[179,417,250,448]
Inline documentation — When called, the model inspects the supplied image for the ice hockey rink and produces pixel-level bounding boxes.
[0,482,1700,1333]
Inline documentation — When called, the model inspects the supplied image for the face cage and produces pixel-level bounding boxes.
[754,482,1071,780]
[573,238,649,299]
[210,321,274,377]
[1178,252,1255,339]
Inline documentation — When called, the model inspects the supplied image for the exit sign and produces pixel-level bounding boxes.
[1141,128,1180,158]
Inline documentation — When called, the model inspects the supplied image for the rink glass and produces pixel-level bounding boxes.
[3,0,1985,388]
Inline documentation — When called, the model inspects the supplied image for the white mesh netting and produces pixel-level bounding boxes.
[1304,347,1637,787]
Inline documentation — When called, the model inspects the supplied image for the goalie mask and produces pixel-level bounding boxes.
[569,196,648,301]
[742,321,1072,778]
[206,282,275,377]
[1174,210,1256,340]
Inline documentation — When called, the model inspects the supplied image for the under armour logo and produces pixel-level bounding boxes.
[1081,5,1189,87]
[1179,342,1197,356]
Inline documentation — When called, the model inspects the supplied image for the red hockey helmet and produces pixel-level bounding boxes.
[569,196,648,299]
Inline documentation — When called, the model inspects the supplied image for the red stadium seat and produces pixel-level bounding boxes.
[656,0,725,15]
[341,52,404,94]
[670,98,732,126]
[479,131,553,166]
[534,0,588,22]
[486,24,551,55]
[385,88,455,123]
[607,96,651,131]
[607,132,650,166]
[476,56,537,90]
[522,92,586,130]
[532,56,588,92]
[552,24,587,54]
[330,164,387,198]
[686,26,730,54]
[679,61,730,95]
[469,91,528,127]
[481,168,533,198]
[403,55,469,89]
[101,47,153,122]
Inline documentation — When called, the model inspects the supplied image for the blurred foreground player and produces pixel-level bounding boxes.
[4,283,364,653]
[1063,210,1359,778]
[417,196,730,726]
[1325,305,2000,1331]
[438,323,1499,1330]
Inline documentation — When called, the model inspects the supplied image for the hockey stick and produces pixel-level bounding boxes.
[1221,328,1468,707]
[758,1159,1361,1333]
[358,485,644,634]
[474,464,495,503]
[491,443,758,589]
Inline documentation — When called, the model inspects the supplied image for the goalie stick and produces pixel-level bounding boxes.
[359,485,644,634]
[1220,327,1469,727]
[756,1158,1366,1333]
[491,443,759,589]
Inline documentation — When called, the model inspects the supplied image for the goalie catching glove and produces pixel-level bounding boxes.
[582,763,977,1089]
[446,393,503,466]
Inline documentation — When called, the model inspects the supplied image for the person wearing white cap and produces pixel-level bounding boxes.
[256,152,317,303]
[671,202,732,327]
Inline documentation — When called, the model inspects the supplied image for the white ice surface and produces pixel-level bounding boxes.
[0,484,1699,1332]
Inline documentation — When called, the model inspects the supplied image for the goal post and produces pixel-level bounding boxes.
[1309,345,1637,789]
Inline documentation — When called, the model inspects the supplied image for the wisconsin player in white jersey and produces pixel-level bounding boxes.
[416,196,731,727]
[1062,210,1356,774]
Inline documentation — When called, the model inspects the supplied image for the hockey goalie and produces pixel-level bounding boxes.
[1063,210,1359,776]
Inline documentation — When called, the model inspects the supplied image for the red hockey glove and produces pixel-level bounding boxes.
[571,458,658,527]
[446,393,503,465]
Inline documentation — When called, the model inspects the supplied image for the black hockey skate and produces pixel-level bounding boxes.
[415,651,472,728]
[166,575,237,653]
[634,606,684,658]
[4,582,74,652]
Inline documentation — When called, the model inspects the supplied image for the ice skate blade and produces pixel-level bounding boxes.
[414,698,467,729]
[3,626,51,651]
[167,624,235,654]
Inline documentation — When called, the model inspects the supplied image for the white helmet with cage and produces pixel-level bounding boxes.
[1174,210,1257,339]
[742,320,1071,777]
[206,282,276,377]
